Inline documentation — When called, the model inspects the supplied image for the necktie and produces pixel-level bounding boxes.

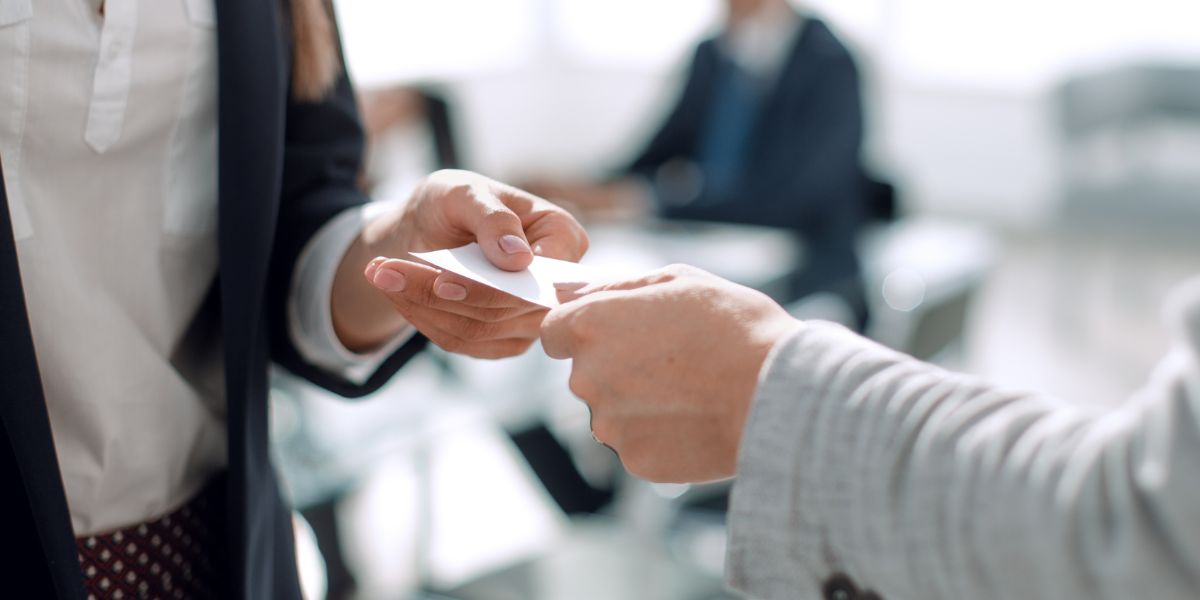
[696,56,762,202]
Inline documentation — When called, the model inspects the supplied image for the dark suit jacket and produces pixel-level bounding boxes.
[627,18,869,311]
[0,1,426,597]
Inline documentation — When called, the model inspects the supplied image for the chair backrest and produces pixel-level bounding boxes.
[904,286,974,361]
[1054,63,1200,235]
[863,176,899,224]
[1057,64,1200,139]
[859,219,998,364]
[418,88,462,170]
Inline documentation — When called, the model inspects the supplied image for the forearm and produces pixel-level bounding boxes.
[729,321,1200,600]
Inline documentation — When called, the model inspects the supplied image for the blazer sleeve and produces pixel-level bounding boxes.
[267,66,427,400]
[624,41,716,179]
[727,280,1200,600]
[661,40,866,235]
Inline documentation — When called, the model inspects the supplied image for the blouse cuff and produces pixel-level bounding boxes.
[287,200,416,387]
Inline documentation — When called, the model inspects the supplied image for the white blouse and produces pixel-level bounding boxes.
[0,0,397,535]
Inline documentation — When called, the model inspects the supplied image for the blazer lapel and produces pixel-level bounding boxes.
[212,0,289,594]
[0,162,89,598]
[213,0,286,367]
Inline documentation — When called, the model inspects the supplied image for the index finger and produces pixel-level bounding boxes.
[496,186,590,263]
[553,266,685,304]
[540,302,582,360]
[540,286,629,360]
[430,269,544,310]
[375,259,540,313]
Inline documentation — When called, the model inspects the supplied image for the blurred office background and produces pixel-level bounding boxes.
[271,1,1200,598]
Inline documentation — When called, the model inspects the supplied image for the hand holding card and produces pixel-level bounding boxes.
[410,243,609,308]
[347,170,590,356]
[365,240,614,359]
[357,170,593,359]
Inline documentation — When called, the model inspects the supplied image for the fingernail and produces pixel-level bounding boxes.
[499,234,532,255]
[554,281,587,291]
[364,257,386,279]
[372,269,406,292]
[435,282,468,301]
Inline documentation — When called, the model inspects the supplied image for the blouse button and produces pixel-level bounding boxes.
[823,573,859,600]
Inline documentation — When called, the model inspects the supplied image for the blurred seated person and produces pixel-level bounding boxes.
[527,0,876,328]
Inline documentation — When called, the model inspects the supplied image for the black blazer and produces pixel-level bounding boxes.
[627,18,869,306]
[0,1,425,597]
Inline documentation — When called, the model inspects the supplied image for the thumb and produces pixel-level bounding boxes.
[460,189,534,272]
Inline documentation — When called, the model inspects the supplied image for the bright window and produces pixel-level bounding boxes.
[333,0,540,88]
[551,0,721,68]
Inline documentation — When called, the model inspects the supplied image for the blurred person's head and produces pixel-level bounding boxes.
[724,0,792,28]
[721,0,801,77]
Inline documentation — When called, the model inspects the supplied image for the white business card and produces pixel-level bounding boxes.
[410,243,610,308]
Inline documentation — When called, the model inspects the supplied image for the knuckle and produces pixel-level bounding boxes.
[428,168,470,187]
[463,347,497,360]
[492,339,534,359]
[614,438,665,482]
[575,228,590,258]
[546,212,590,260]
[538,206,570,223]
[430,172,472,196]
[408,277,438,308]
[623,454,661,483]
[482,209,521,229]
[568,371,597,400]
[478,306,519,323]
[569,305,601,341]
[467,339,530,360]
[663,263,695,278]
[433,333,467,354]
[461,318,499,342]
[539,320,567,357]
[383,291,413,313]
[589,414,620,448]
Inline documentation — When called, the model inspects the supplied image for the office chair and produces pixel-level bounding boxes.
[1055,63,1200,235]
[1051,63,1200,337]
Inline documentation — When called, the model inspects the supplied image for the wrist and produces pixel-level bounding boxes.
[331,217,410,352]
[756,316,806,382]
[742,315,805,415]
[358,203,415,258]
[720,317,804,477]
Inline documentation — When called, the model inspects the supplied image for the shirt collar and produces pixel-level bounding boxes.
[720,4,806,81]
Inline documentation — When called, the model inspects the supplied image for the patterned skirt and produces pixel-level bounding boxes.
[75,477,228,600]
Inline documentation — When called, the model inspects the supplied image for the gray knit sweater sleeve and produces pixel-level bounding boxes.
[726,279,1200,600]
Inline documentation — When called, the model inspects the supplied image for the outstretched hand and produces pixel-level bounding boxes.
[541,265,804,483]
